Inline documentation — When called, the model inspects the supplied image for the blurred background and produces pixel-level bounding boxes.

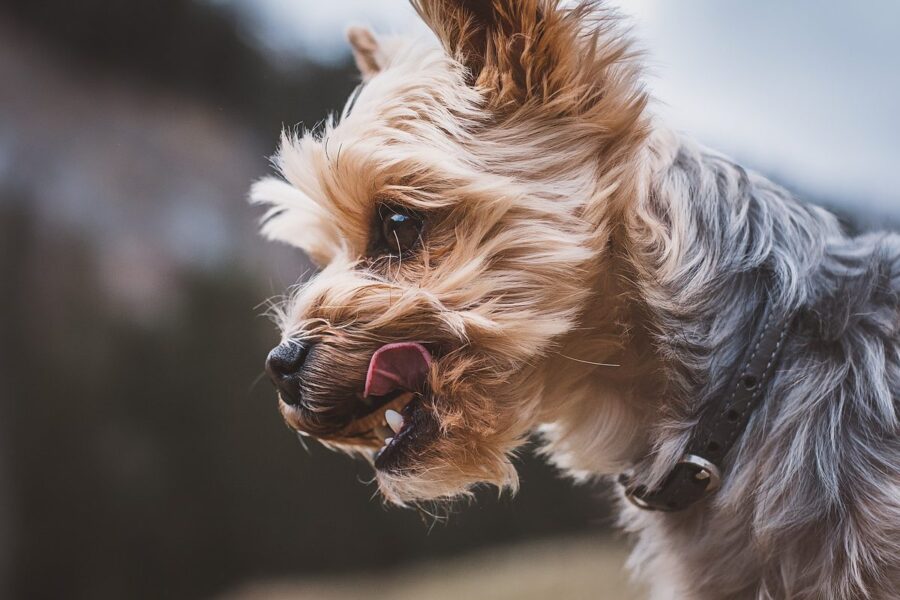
[0,1,897,599]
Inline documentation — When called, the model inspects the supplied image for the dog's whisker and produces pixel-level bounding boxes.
[393,231,403,279]
[554,353,621,368]
[248,371,270,394]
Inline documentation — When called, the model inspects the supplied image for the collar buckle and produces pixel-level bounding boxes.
[623,454,722,511]
[677,454,721,492]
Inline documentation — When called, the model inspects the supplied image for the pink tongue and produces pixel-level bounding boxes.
[364,342,432,397]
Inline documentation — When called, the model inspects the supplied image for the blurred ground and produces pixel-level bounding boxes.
[221,536,642,600]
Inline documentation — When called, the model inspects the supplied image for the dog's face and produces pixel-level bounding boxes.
[252,0,646,503]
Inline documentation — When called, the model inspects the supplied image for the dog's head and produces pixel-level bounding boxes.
[251,0,648,504]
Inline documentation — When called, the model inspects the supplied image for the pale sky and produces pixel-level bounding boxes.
[213,0,900,215]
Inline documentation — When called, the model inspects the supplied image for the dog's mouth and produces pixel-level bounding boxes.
[335,342,435,471]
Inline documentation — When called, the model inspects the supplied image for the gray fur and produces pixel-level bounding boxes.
[623,138,900,599]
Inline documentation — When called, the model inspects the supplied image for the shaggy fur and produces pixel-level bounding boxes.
[250,2,900,598]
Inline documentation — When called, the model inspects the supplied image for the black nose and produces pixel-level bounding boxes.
[265,341,310,405]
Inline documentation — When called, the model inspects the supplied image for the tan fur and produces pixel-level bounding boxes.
[347,26,387,79]
[253,0,657,504]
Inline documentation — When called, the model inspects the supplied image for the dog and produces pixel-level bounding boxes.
[249,2,900,598]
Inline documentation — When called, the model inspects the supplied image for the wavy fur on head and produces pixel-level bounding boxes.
[251,1,899,597]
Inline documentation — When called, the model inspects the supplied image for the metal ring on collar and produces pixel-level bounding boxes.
[678,454,722,493]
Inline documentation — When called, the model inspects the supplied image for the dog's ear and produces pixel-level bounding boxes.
[347,26,386,80]
[411,0,501,72]
[413,0,645,124]
[412,0,578,108]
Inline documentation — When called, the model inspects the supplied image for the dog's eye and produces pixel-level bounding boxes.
[378,205,423,255]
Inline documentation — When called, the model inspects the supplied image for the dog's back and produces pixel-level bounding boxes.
[757,231,900,599]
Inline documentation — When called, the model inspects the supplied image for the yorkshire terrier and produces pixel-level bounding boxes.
[250,2,900,598]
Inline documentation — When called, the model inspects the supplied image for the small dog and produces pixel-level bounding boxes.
[250,2,900,598]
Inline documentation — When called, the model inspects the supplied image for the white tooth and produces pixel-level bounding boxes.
[384,437,394,446]
[385,409,404,434]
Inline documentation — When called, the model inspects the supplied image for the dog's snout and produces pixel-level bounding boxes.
[265,341,310,405]
[266,340,310,377]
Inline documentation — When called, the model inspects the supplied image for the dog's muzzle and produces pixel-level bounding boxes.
[263,339,435,462]
[265,340,311,406]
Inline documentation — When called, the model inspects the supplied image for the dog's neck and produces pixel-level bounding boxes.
[539,126,831,483]
[538,251,664,477]
[533,130,670,477]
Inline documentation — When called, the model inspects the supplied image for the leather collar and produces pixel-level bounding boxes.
[620,292,797,512]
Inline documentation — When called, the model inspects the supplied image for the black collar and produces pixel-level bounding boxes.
[619,295,797,512]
